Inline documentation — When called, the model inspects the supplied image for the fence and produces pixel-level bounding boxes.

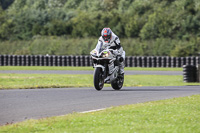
[0,55,199,67]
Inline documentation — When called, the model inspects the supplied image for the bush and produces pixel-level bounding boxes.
[1,37,199,57]
[1,0,200,56]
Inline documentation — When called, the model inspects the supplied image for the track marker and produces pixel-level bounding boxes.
[80,108,109,114]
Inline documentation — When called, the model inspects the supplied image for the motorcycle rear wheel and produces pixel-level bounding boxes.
[111,74,124,90]
[94,67,104,91]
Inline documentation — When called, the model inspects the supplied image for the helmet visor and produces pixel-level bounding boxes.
[103,35,111,42]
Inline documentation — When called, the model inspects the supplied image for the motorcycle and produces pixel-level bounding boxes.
[90,42,124,91]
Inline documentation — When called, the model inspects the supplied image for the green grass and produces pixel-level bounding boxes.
[0,66,182,71]
[0,66,198,89]
[0,66,199,132]
[1,95,200,133]
[0,74,199,89]
[0,74,93,89]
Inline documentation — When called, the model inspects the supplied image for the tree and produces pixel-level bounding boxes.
[140,7,173,39]
[0,0,14,10]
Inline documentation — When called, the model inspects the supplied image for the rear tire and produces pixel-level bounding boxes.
[94,67,104,91]
[111,74,124,90]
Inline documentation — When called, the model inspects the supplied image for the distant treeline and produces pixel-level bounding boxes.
[0,0,200,56]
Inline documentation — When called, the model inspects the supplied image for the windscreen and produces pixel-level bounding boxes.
[95,41,108,53]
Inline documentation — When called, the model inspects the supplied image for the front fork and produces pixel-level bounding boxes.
[103,64,107,79]
[93,64,108,79]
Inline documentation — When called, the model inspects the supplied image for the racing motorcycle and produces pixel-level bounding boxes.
[90,42,124,91]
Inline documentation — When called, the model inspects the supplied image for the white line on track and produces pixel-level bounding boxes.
[79,108,110,114]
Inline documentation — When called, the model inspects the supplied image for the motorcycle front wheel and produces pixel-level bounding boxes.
[93,67,104,91]
[111,74,124,90]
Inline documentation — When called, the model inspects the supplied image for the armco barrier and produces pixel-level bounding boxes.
[0,55,199,67]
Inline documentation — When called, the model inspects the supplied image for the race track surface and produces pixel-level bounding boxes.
[0,86,200,125]
[0,70,182,75]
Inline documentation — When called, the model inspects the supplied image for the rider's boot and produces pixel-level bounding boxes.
[104,76,110,83]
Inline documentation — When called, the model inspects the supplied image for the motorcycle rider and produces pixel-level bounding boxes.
[97,27,125,77]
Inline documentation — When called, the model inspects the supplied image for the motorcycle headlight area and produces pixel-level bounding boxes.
[90,50,97,56]
[102,51,110,57]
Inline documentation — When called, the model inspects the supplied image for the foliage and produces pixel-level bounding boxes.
[1,36,200,57]
[0,0,14,9]
[0,0,200,56]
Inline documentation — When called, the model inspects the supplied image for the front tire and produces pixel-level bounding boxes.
[111,74,124,90]
[94,67,104,91]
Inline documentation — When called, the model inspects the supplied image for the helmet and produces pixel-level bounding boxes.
[101,28,112,42]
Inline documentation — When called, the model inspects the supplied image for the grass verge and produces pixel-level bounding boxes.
[0,95,200,132]
[0,66,182,71]
[0,74,199,89]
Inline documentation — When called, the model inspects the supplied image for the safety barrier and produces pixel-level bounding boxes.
[0,55,199,67]
[125,56,199,67]
[183,65,197,82]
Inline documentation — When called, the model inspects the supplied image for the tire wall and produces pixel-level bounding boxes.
[0,55,199,67]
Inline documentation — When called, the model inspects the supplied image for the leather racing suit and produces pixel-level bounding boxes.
[97,32,125,75]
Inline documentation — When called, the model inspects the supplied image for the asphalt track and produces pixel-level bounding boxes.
[1,86,200,126]
[0,70,199,126]
[0,70,182,75]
